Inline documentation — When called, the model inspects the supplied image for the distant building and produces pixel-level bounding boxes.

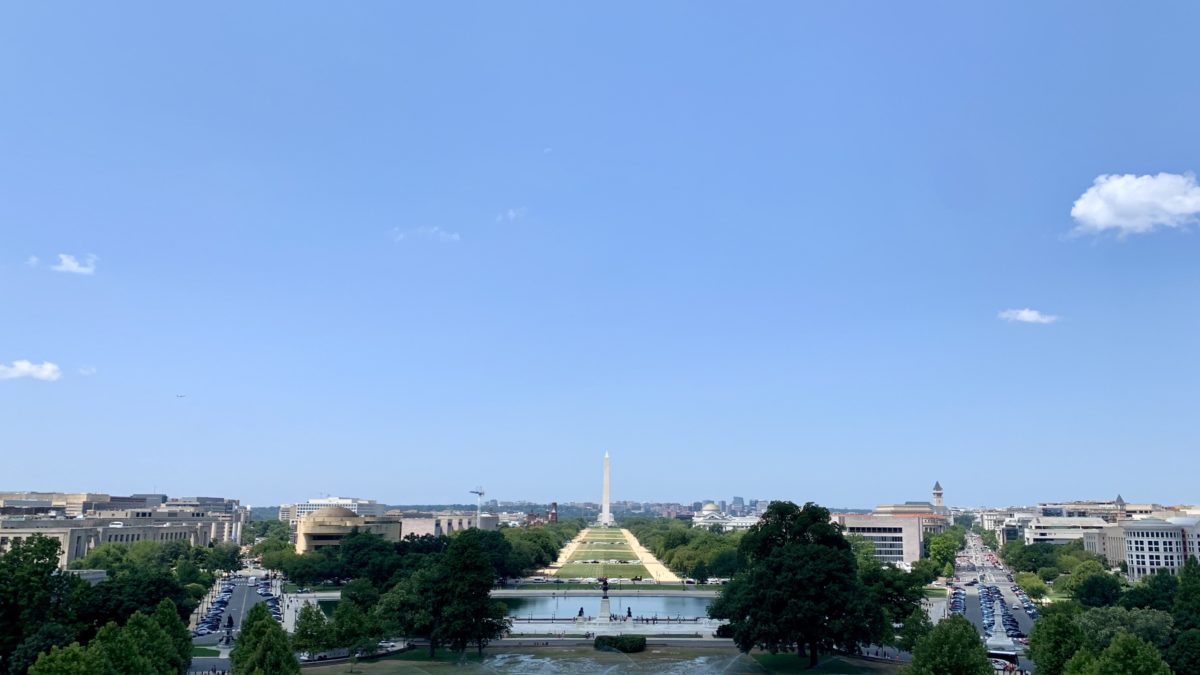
[691,502,761,531]
[278,497,385,525]
[1083,524,1127,568]
[0,521,213,568]
[1038,496,1162,523]
[1120,517,1200,581]
[830,483,951,568]
[390,511,498,537]
[0,492,248,567]
[833,513,928,567]
[1023,517,1107,545]
[294,506,402,554]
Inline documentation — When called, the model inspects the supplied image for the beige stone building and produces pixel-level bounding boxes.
[0,521,212,568]
[390,511,498,537]
[294,506,403,554]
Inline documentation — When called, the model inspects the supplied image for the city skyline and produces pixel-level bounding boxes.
[5,3,1200,506]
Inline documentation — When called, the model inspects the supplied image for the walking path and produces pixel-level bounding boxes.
[541,528,589,575]
[621,529,681,582]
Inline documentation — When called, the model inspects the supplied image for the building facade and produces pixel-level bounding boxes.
[395,511,499,537]
[0,521,213,568]
[832,514,927,567]
[1023,517,1107,545]
[1120,517,1200,582]
[279,497,386,524]
[294,506,403,554]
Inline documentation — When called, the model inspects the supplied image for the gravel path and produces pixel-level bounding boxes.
[622,528,682,582]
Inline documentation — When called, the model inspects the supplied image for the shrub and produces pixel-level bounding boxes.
[714,624,735,638]
[594,635,646,653]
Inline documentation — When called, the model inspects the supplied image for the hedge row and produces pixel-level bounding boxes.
[593,635,647,653]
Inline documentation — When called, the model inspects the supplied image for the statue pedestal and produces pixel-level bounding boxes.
[599,597,611,622]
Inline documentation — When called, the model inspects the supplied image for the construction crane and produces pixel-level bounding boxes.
[469,486,485,528]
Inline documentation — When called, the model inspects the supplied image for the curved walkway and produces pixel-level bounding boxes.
[621,529,682,582]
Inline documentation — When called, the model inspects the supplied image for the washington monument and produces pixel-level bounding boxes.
[599,451,614,526]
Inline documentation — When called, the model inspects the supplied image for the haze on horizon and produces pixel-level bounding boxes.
[4,3,1200,508]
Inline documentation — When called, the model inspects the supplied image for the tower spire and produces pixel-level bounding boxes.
[599,452,613,527]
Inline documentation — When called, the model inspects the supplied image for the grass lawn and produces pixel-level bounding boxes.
[192,646,220,657]
[510,582,690,591]
[553,562,652,579]
[923,587,947,597]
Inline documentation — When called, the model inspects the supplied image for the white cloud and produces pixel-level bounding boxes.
[26,255,39,267]
[998,308,1059,324]
[391,226,461,243]
[78,366,97,376]
[51,253,98,275]
[1071,172,1200,236]
[0,360,62,381]
[495,207,527,223]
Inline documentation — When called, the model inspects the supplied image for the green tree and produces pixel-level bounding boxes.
[1058,560,1106,596]
[152,599,193,675]
[6,622,77,675]
[692,560,710,584]
[1028,610,1085,675]
[341,578,381,612]
[1015,572,1048,600]
[1076,606,1173,652]
[291,602,331,657]
[230,603,298,675]
[0,535,84,670]
[89,614,175,675]
[231,603,273,672]
[1121,570,1178,612]
[1038,566,1061,582]
[1167,628,1200,675]
[859,562,924,646]
[896,606,933,654]
[436,533,511,655]
[846,534,878,571]
[979,530,998,550]
[375,566,440,656]
[1062,632,1170,675]
[1075,573,1122,608]
[942,562,955,579]
[902,614,990,675]
[206,543,242,573]
[28,643,107,675]
[910,558,940,585]
[330,601,377,672]
[1176,557,1200,632]
[709,502,865,668]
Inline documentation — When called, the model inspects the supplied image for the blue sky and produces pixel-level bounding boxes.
[4,3,1200,508]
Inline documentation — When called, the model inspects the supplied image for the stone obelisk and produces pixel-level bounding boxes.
[599,451,613,526]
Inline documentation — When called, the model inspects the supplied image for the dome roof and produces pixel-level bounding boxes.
[702,502,720,512]
[309,506,358,519]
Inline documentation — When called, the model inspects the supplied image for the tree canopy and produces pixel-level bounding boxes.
[902,614,991,675]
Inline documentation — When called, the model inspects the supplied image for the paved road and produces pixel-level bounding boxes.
[194,576,268,646]
[957,535,1035,672]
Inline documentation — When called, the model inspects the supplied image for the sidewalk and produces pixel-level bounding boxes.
[540,528,590,576]
[621,529,681,582]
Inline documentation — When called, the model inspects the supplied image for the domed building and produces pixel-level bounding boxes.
[692,501,761,532]
[294,505,402,554]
